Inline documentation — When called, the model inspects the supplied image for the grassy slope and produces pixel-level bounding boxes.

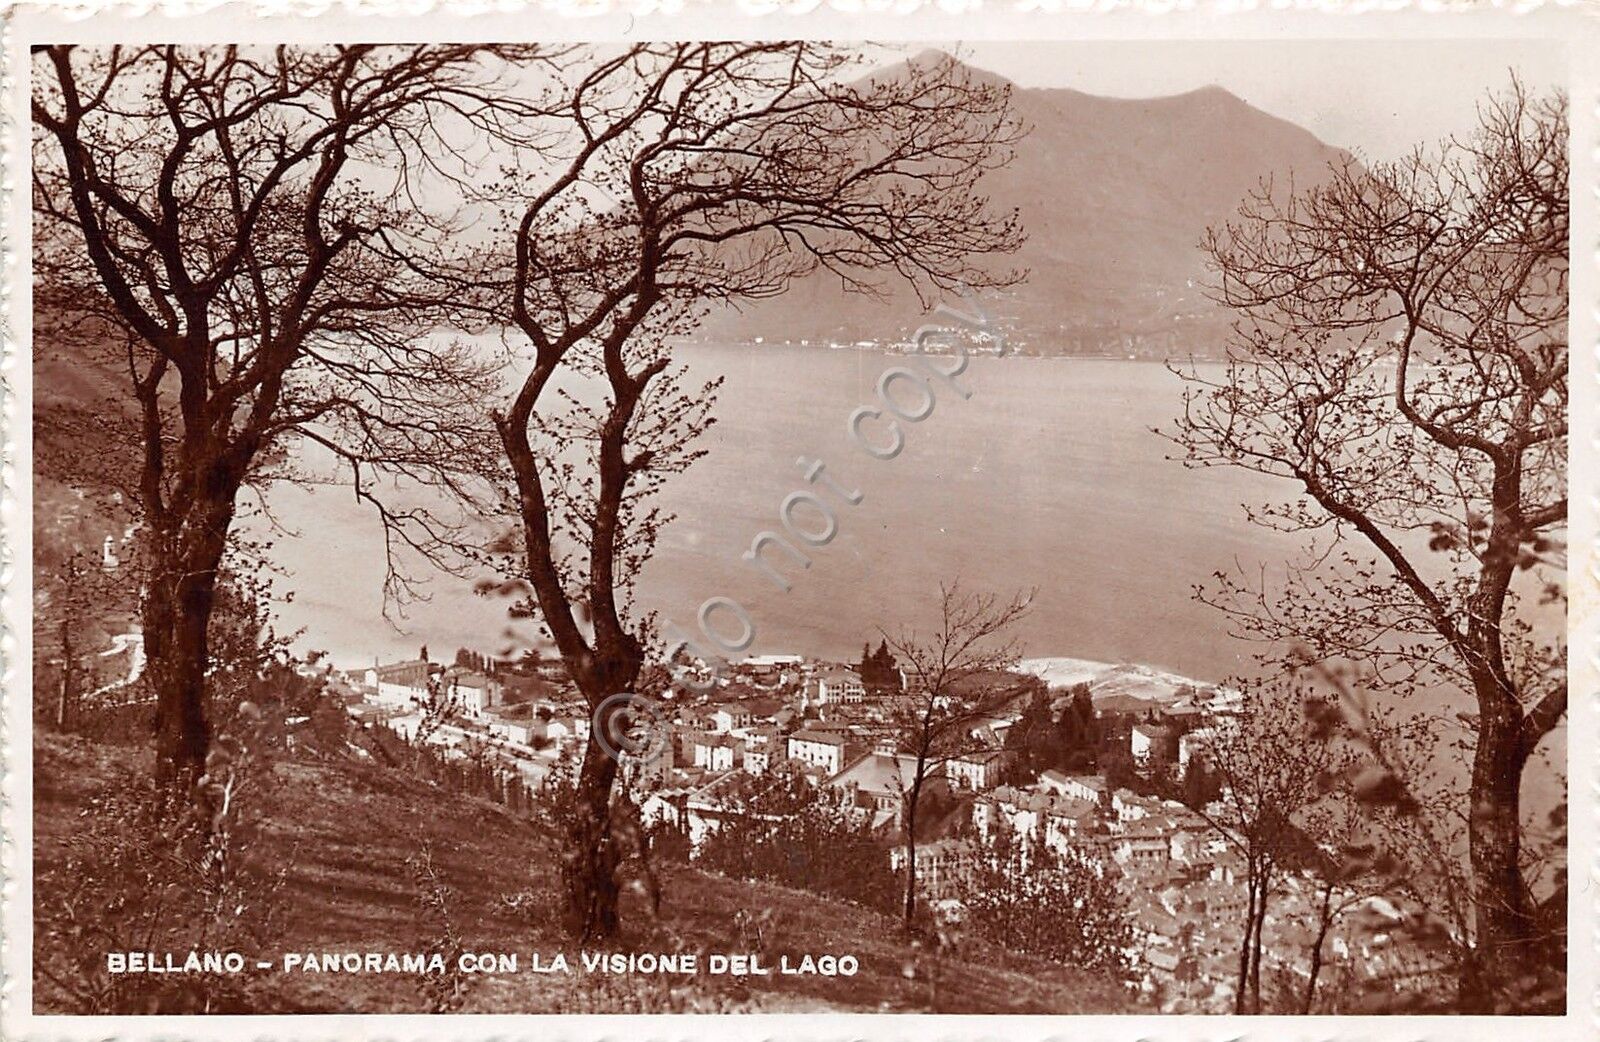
[34,732,1141,1015]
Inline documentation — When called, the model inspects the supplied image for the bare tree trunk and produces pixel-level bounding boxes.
[1234,870,1257,1014]
[1249,869,1270,1013]
[901,780,922,932]
[145,508,230,787]
[148,571,216,786]
[565,730,622,941]
[1230,863,1272,1014]
[56,615,75,731]
[1463,687,1536,1011]
[1303,879,1336,1014]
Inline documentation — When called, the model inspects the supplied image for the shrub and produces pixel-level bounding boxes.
[694,773,900,914]
[956,831,1134,976]
[33,704,291,1013]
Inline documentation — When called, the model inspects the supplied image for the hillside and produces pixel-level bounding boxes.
[32,730,1143,1014]
[701,52,1347,353]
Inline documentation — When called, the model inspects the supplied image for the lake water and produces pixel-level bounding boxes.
[262,344,1308,683]
[255,338,1564,815]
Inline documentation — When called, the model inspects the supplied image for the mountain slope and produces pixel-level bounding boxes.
[703,56,1347,354]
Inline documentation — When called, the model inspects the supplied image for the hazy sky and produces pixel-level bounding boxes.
[947,39,1567,162]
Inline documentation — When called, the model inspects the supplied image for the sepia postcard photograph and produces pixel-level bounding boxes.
[1,5,1595,1039]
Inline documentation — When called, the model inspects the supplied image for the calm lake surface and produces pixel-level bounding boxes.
[256,339,1564,813]
[264,343,1307,683]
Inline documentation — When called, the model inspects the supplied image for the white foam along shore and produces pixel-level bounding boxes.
[1016,656,1212,704]
[1016,656,1113,689]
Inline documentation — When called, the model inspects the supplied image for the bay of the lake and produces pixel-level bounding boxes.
[262,344,1307,682]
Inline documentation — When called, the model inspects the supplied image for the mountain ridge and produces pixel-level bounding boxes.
[701,53,1349,357]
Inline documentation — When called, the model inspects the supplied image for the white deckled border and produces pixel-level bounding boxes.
[0,4,1596,1042]
[4,0,1597,17]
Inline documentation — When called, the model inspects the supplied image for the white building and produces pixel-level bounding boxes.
[365,660,434,709]
[945,748,1009,791]
[816,669,866,705]
[710,703,753,733]
[1111,788,1157,823]
[1130,722,1174,764]
[484,711,536,747]
[680,773,773,850]
[443,669,500,717]
[693,734,738,772]
[742,654,803,678]
[1112,824,1170,871]
[888,838,976,899]
[743,743,776,774]
[544,714,591,748]
[787,729,855,774]
[1049,772,1109,804]
[1178,728,1216,778]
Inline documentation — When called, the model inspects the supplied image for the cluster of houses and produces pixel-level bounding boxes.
[344,653,593,782]
[341,646,1405,1012]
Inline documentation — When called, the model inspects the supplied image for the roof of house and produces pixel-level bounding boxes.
[790,728,849,747]
[1119,823,1172,843]
[742,654,803,667]
[373,659,432,679]
[497,673,573,702]
[1146,949,1181,972]
[743,697,783,718]
[1047,795,1099,820]
[1040,793,1089,818]
[985,785,1098,818]
[686,770,773,810]
[1094,693,1161,715]
[825,751,918,797]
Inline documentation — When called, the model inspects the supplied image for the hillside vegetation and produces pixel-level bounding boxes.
[33,728,1142,1014]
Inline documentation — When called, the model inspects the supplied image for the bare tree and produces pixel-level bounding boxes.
[36,549,115,731]
[1166,80,1566,1007]
[31,45,538,782]
[484,44,1025,941]
[1304,667,1562,1011]
[881,582,1032,931]
[1191,681,1343,1013]
[1293,786,1386,1014]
